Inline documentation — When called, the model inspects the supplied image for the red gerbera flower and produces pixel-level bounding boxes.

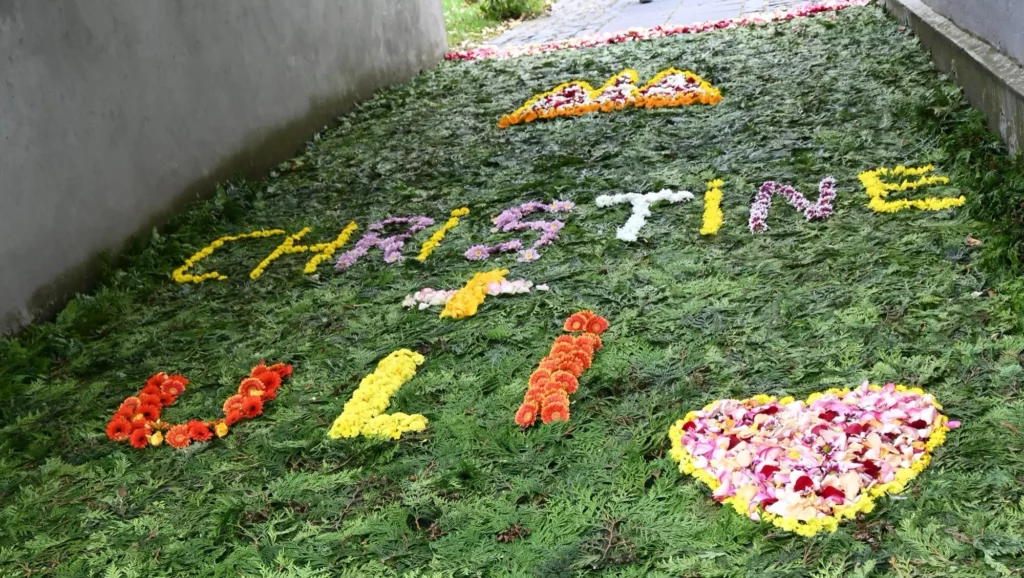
[118,397,141,414]
[129,427,151,449]
[563,311,595,332]
[584,315,609,335]
[130,417,149,431]
[238,377,266,398]
[140,384,162,396]
[139,393,162,407]
[550,370,579,394]
[528,369,552,388]
[266,362,293,378]
[254,369,282,391]
[146,372,169,389]
[240,396,263,418]
[515,403,539,427]
[223,394,245,415]
[106,416,132,441]
[166,424,192,449]
[187,420,213,442]
[225,409,244,426]
[137,404,160,421]
[158,392,177,406]
[541,400,570,424]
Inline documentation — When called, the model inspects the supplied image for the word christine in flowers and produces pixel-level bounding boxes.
[418,207,470,262]
[515,311,609,428]
[595,189,695,242]
[440,269,509,320]
[327,349,428,440]
[499,68,721,128]
[466,200,575,263]
[858,164,965,213]
[749,177,837,233]
[106,363,292,450]
[336,216,435,270]
[403,278,547,310]
[668,382,960,537]
[445,0,871,62]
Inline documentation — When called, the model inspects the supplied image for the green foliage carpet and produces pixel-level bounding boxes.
[5,5,1024,577]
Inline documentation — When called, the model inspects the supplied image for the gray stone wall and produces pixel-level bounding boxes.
[919,0,1024,66]
[0,0,446,335]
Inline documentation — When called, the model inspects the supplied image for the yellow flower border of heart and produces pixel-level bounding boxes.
[858,164,964,213]
[668,384,955,537]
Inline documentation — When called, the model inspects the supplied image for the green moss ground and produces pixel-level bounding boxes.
[4,5,1024,577]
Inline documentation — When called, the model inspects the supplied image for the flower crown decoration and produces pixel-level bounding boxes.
[499,67,721,128]
[105,362,292,450]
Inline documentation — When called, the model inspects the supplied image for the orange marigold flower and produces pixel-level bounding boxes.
[564,311,595,332]
[106,416,132,441]
[585,315,610,335]
[223,394,245,415]
[137,404,161,421]
[529,369,552,388]
[166,424,192,449]
[129,427,150,449]
[515,403,539,427]
[241,396,264,418]
[238,377,266,397]
[541,400,570,424]
[146,372,169,389]
[225,409,244,426]
[550,370,579,394]
[187,420,213,442]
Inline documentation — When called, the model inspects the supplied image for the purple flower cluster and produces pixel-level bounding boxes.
[335,216,434,271]
[465,200,574,262]
[749,177,837,233]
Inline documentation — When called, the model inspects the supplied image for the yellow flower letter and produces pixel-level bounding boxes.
[418,207,469,262]
[440,269,508,320]
[247,222,359,279]
[700,179,724,235]
[859,164,964,213]
[173,229,286,284]
[327,349,428,440]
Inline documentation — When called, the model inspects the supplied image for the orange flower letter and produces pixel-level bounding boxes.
[515,311,609,428]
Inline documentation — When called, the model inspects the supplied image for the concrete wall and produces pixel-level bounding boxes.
[884,0,1024,154]
[919,0,1024,66]
[0,0,446,335]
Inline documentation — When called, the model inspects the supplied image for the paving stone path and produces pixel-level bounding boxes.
[492,0,811,46]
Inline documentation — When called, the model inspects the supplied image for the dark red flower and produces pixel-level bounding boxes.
[818,410,838,422]
[187,420,213,442]
[793,475,814,492]
[821,485,845,503]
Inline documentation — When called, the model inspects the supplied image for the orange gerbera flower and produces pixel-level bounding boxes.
[158,392,177,406]
[223,394,245,415]
[525,388,545,406]
[550,370,579,394]
[129,427,151,449]
[557,357,586,378]
[585,315,610,335]
[118,397,141,414]
[538,357,563,372]
[255,369,282,390]
[146,372,169,389]
[541,400,570,424]
[165,424,192,449]
[266,362,293,378]
[225,409,244,426]
[241,396,263,418]
[137,404,161,421]
[106,416,132,441]
[238,377,266,397]
[140,384,162,396]
[515,403,539,427]
[553,335,576,346]
[575,333,603,352]
[161,378,186,398]
[130,417,149,431]
[550,342,577,358]
[139,393,162,407]
[529,369,552,388]
[187,420,213,442]
[564,311,595,332]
